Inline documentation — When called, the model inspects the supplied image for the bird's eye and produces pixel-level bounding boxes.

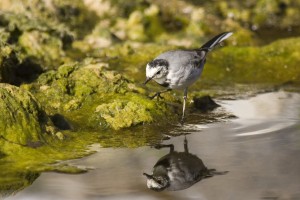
[156,71,161,75]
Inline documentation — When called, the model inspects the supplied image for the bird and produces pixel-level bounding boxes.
[144,32,233,123]
[143,137,227,191]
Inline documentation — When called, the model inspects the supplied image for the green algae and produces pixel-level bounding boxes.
[95,94,168,130]
[0,116,173,197]
[0,83,105,196]
[203,37,300,85]
[0,83,56,146]
[0,129,100,198]
[0,84,96,197]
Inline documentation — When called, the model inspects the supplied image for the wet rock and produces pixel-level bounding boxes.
[193,96,220,112]
[0,83,55,146]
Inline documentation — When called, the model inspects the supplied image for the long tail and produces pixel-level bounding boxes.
[200,32,233,52]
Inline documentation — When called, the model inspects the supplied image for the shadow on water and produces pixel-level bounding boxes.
[143,137,228,191]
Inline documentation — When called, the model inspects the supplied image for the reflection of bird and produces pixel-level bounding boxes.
[143,137,227,191]
[144,32,233,123]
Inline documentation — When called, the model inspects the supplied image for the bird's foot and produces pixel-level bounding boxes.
[149,92,164,100]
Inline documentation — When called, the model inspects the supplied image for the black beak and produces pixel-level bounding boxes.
[143,173,153,179]
[144,77,152,85]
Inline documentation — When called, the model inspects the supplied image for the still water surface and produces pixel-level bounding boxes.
[7,91,300,200]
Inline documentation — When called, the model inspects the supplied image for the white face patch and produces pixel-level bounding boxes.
[146,64,162,79]
[146,179,162,189]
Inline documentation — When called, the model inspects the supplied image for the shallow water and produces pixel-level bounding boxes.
[7,91,300,200]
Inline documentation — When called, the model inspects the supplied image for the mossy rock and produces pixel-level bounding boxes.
[0,0,99,73]
[0,0,98,39]
[95,95,166,130]
[26,58,174,130]
[0,11,73,83]
[0,83,55,146]
[203,37,300,85]
[18,31,66,70]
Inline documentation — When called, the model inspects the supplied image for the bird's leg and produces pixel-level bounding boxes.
[150,88,172,100]
[184,136,189,153]
[180,88,188,124]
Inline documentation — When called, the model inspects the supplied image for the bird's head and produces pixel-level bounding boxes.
[143,173,169,191]
[144,59,169,85]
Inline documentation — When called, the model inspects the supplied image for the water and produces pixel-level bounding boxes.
[7,91,300,200]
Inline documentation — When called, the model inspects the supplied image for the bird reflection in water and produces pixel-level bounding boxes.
[143,137,228,191]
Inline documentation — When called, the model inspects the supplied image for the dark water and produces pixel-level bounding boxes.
[7,92,300,200]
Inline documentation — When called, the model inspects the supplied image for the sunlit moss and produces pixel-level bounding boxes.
[203,37,300,84]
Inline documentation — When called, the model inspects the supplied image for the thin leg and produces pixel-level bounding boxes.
[154,144,174,153]
[181,88,188,124]
[150,88,172,100]
[184,136,189,153]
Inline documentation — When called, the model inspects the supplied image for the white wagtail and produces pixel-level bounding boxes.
[144,32,233,123]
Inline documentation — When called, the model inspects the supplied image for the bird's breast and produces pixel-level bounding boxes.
[167,67,203,89]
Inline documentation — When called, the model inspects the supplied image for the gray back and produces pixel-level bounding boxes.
[156,50,205,70]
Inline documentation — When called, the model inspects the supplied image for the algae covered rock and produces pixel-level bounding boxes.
[0,83,55,146]
[0,0,99,79]
[0,11,72,69]
[0,11,73,84]
[27,58,172,130]
[18,30,66,70]
[0,0,98,39]
[95,96,161,130]
[203,37,300,85]
[30,59,130,112]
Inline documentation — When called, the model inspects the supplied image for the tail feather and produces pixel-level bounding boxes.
[200,32,233,51]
